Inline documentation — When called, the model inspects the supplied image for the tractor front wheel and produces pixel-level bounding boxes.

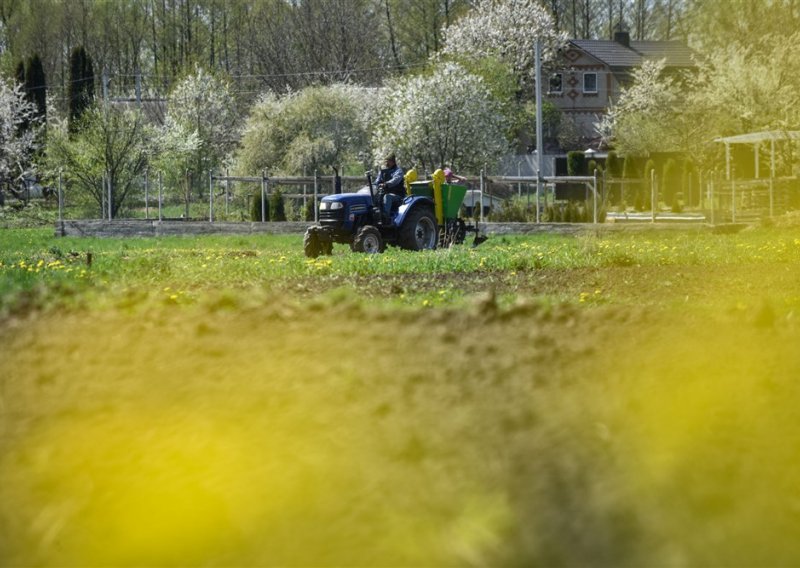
[303,228,322,258]
[399,207,438,251]
[353,225,384,253]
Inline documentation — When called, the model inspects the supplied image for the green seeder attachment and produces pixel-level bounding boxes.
[409,181,467,220]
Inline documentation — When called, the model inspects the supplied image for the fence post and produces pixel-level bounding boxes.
[593,169,598,224]
[710,171,715,225]
[158,171,163,222]
[261,170,267,223]
[535,169,541,223]
[108,172,113,220]
[225,168,230,217]
[303,167,308,215]
[144,169,149,220]
[184,170,191,220]
[479,169,485,224]
[731,174,736,223]
[208,170,214,222]
[770,138,775,218]
[58,170,63,222]
[651,169,656,223]
[314,170,319,223]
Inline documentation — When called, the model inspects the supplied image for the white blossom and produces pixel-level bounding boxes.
[597,59,680,156]
[167,66,237,171]
[442,0,566,87]
[372,62,509,173]
[0,78,40,183]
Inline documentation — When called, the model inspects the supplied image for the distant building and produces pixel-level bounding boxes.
[548,31,696,146]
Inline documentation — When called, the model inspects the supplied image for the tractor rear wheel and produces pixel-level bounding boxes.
[399,207,438,250]
[353,225,384,253]
[303,228,322,258]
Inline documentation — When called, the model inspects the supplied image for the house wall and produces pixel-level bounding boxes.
[547,48,620,140]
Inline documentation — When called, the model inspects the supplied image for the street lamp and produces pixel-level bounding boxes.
[583,148,597,161]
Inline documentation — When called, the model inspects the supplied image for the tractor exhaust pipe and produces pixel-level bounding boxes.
[366,171,375,202]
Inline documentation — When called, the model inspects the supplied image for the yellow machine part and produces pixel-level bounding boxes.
[431,169,445,225]
[403,168,418,196]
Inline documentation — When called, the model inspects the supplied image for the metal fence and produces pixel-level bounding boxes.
[53,171,371,223]
[49,168,800,226]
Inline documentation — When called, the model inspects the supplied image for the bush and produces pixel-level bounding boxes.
[643,159,656,210]
[662,158,680,211]
[490,197,532,222]
[251,191,269,222]
[682,160,698,208]
[269,189,286,221]
[303,199,315,222]
[606,151,621,177]
[541,201,605,223]
[567,151,586,176]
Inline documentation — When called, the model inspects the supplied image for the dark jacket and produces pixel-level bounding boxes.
[375,164,405,196]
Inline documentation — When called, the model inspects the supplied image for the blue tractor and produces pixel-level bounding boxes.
[303,171,484,257]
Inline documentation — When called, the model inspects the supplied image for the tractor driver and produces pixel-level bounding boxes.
[375,153,405,218]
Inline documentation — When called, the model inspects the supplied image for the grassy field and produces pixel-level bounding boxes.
[2,225,800,566]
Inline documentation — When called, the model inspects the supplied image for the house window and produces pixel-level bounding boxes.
[583,72,598,94]
[549,73,563,94]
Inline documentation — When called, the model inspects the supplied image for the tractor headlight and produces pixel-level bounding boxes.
[320,201,344,211]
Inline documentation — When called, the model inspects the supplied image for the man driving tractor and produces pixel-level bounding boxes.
[374,153,405,218]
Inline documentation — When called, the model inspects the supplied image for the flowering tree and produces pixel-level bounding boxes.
[0,78,41,199]
[150,117,202,216]
[167,66,237,185]
[596,59,682,157]
[372,62,509,173]
[441,0,565,92]
[236,84,378,175]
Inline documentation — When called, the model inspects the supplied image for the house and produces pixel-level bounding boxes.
[547,31,696,145]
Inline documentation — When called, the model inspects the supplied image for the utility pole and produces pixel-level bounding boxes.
[535,39,544,224]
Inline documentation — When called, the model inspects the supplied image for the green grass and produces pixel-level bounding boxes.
[2,227,800,317]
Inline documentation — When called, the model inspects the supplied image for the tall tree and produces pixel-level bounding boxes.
[68,46,95,132]
[24,54,46,125]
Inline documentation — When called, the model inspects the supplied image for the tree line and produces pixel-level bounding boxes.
[0,0,705,111]
[2,0,799,218]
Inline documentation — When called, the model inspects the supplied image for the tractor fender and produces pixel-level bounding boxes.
[394,195,435,227]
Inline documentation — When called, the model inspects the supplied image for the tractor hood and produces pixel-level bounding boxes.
[319,193,373,210]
